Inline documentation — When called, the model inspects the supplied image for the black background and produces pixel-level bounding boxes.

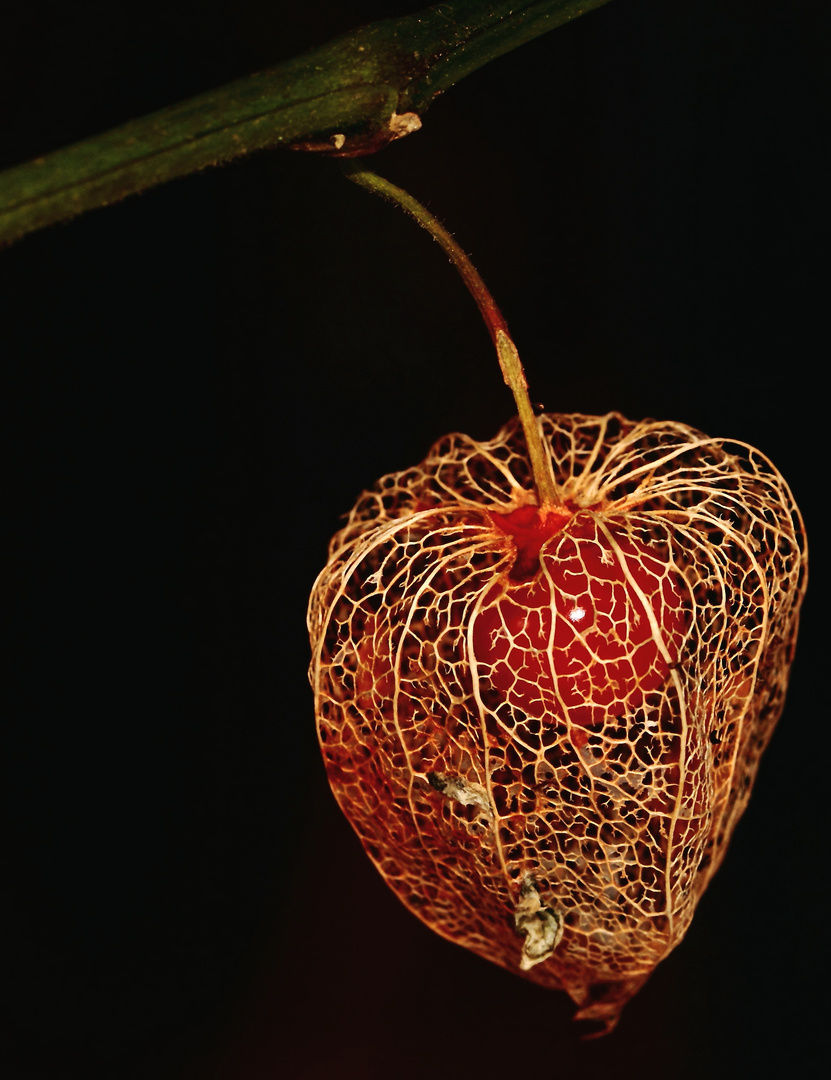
[1,2,826,1077]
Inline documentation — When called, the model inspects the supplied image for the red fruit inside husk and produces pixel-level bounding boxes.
[473,505,688,749]
[308,412,806,1034]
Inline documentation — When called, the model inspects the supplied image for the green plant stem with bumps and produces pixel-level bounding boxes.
[0,0,611,247]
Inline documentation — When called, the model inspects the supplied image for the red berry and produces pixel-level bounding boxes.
[473,508,689,745]
[308,412,806,1034]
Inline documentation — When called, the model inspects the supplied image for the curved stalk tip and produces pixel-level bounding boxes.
[342,162,562,509]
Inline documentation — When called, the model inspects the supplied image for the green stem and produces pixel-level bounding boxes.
[0,0,611,247]
[343,162,561,510]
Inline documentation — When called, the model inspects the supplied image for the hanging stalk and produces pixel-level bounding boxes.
[342,162,561,509]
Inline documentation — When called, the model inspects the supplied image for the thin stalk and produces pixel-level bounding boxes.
[342,162,561,509]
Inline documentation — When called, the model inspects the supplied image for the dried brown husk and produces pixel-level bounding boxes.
[308,412,807,1033]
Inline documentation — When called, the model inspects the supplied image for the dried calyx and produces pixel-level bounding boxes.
[316,166,808,1034]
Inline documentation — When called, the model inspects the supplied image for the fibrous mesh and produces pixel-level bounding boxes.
[308,412,807,1032]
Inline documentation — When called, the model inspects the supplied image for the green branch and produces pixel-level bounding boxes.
[0,0,611,247]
